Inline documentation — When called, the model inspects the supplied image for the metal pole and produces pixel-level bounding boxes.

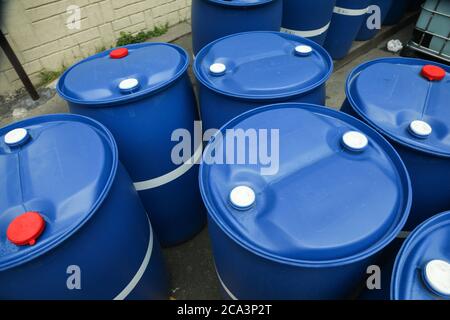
[0,29,39,100]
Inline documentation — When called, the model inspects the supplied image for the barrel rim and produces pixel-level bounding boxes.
[200,0,277,7]
[0,114,118,271]
[200,102,412,268]
[56,42,190,107]
[346,57,450,158]
[391,210,450,300]
[193,31,333,101]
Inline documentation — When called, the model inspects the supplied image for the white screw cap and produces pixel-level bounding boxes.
[229,186,255,210]
[409,120,432,138]
[119,78,139,91]
[295,45,313,56]
[342,131,368,152]
[424,260,450,297]
[4,128,29,146]
[209,63,226,76]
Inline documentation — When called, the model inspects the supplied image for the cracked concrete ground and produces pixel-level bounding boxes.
[0,23,416,300]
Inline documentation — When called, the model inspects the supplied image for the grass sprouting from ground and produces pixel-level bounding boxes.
[38,66,66,87]
[36,23,170,87]
[116,23,169,46]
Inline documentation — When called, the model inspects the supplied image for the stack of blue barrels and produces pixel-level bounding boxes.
[191,1,422,61]
[0,0,447,301]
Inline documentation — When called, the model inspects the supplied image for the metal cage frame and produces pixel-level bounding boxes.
[407,0,450,62]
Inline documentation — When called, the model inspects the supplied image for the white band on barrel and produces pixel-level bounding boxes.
[333,6,369,16]
[114,215,154,300]
[134,144,203,191]
[281,22,331,38]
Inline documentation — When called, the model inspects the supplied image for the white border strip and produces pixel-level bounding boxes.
[134,144,203,191]
[333,6,369,16]
[281,22,331,38]
[215,269,238,300]
[114,216,154,300]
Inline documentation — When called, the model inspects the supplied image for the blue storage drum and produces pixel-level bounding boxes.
[0,114,167,299]
[359,211,450,300]
[342,58,450,232]
[356,0,393,41]
[200,103,412,299]
[408,0,424,11]
[191,0,283,55]
[384,0,409,25]
[282,0,336,45]
[194,31,333,132]
[57,43,205,247]
[324,0,372,60]
[392,211,450,300]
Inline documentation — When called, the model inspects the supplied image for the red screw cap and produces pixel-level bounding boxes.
[421,65,446,81]
[109,47,128,59]
[7,211,45,246]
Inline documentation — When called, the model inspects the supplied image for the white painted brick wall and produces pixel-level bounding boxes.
[0,0,192,96]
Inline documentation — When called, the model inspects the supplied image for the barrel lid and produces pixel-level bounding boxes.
[392,211,450,300]
[194,32,333,101]
[57,42,189,106]
[200,103,411,266]
[4,128,30,147]
[346,58,450,157]
[204,0,275,7]
[0,114,117,271]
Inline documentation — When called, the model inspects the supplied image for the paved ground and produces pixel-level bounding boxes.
[0,23,416,300]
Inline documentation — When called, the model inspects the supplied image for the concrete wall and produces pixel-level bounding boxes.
[0,0,192,96]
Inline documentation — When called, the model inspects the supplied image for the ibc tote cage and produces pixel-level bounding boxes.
[407,0,450,63]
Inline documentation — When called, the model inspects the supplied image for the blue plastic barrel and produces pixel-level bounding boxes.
[0,114,167,299]
[356,0,393,41]
[57,43,205,247]
[324,0,372,60]
[392,211,450,300]
[191,0,283,55]
[200,103,411,299]
[357,234,409,300]
[408,0,424,11]
[342,58,450,232]
[384,0,409,25]
[194,31,333,132]
[282,0,336,45]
